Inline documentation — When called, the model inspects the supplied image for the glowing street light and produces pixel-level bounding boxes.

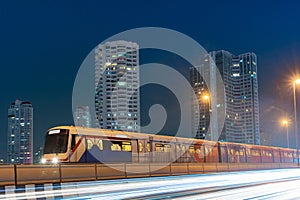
[203,94,210,101]
[202,94,211,112]
[295,79,300,84]
[293,78,300,166]
[281,119,290,148]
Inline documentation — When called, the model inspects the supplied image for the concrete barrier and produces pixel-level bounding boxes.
[97,163,126,179]
[203,163,217,172]
[0,165,14,185]
[150,164,171,176]
[16,165,60,185]
[279,163,298,168]
[125,163,151,178]
[247,163,258,170]
[217,163,229,172]
[0,162,299,186]
[188,163,203,174]
[237,163,249,171]
[61,164,96,182]
[170,163,188,175]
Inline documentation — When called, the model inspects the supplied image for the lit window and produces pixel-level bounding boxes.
[139,142,143,152]
[97,140,103,150]
[111,143,121,151]
[189,146,195,154]
[155,144,164,152]
[87,139,93,150]
[122,142,131,152]
[146,143,151,152]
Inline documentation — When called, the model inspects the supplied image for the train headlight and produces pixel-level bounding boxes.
[41,158,47,164]
[52,157,59,164]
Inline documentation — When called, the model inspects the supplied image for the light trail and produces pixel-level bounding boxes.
[1,169,300,199]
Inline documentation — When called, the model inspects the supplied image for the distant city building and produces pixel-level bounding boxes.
[95,40,140,132]
[191,50,260,145]
[227,52,260,144]
[33,146,43,164]
[190,66,210,139]
[7,99,33,164]
[209,50,235,142]
[74,106,91,127]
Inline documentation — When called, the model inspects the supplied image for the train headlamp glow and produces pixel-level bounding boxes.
[52,157,59,164]
[41,158,46,164]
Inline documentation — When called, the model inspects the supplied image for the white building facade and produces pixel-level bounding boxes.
[95,40,140,132]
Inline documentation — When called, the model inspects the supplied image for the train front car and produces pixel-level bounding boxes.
[41,128,70,164]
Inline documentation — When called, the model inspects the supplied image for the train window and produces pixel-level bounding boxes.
[182,145,186,153]
[239,151,244,156]
[97,140,103,150]
[111,143,121,151]
[122,142,132,152]
[176,144,181,152]
[155,144,164,152]
[196,149,203,158]
[44,129,69,154]
[230,149,234,155]
[164,144,171,152]
[146,142,151,152]
[266,152,271,157]
[176,144,180,153]
[246,149,251,156]
[155,143,171,152]
[205,147,210,154]
[139,142,143,152]
[254,150,260,156]
[87,139,93,150]
[71,134,76,150]
[189,146,195,154]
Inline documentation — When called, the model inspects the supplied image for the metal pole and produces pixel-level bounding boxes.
[287,123,289,148]
[209,99,211,140]
[293,83,299,167]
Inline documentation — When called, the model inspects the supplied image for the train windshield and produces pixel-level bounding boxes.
[43,129,69,154]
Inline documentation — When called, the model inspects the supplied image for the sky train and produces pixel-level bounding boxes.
[41,126,298,165]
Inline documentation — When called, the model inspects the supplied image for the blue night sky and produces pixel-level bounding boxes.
[0,0,300,160]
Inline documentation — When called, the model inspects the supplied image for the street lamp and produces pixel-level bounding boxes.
[202,94,211,139]
[202,94,210,111]
[293,78,300,166]
[280,119,289,148]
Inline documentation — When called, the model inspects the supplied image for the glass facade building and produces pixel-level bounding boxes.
[74,106,91,128]
[7,99,33,164]
[95,40,140,132]
[191,50,260,145]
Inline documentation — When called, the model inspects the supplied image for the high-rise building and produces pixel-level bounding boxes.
[190,65,210,139]
[191,51,260,145]
[210,50,234,141]
[95,40,140,132]
[33,146,43,164]
[7,99,33,164]
[74,106,91,127]
[228,52,260,144]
